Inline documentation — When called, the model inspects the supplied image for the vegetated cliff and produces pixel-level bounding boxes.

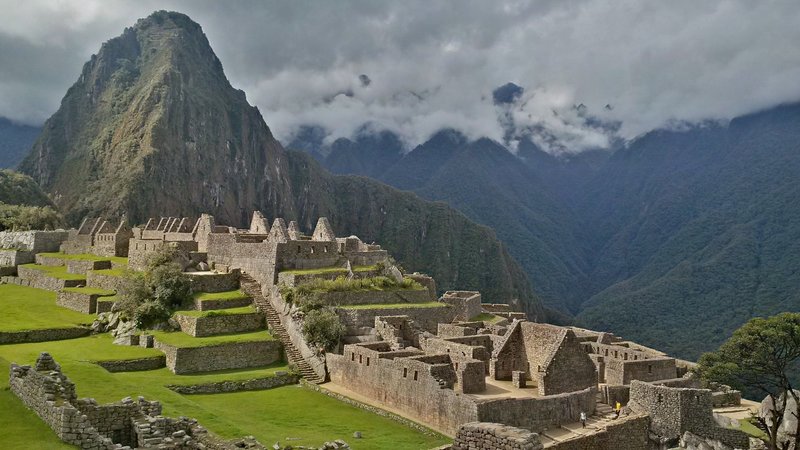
[0,170,54,207]
[17,11,541,316]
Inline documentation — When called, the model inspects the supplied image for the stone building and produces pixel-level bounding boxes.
[60,216,133,257]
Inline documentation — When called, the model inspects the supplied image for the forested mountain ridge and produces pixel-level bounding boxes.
[17,11,542,316]
[298,102,800,359]
[0,118,40,169]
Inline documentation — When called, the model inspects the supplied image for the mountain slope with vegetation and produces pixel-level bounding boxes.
[17,11,540,316]
[300,103,800,359]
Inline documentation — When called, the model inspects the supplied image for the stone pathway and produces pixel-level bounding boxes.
[240,274,325,384]
[538,402,617,447]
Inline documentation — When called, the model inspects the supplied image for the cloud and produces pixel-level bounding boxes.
[0,0,799,153]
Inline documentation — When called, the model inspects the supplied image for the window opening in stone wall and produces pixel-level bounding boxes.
[310,246,315,254]
[403,368,407,378]
[297,245,301,253]
[657,393,663,403]
[324,246,328,253]
[648,365,652,374]
[366,357,370,366]
[455,363,459,370]
[624,353,628,360]
[414,370,418,381]
[359,355,362,364]
[351,353,355,361]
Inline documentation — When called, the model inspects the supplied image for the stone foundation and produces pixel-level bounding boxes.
[452,422,543,450]
[67,258,112,274]
[86,270,128,292]
[0,327,90,344]
[95,356,167,373]
[16,266,84,291]
[335,304,456,334]
[57,289,114,313]
[165,372,299,394]
[155,339,282,374]
[173,311,265,337]
[186,270,240,293]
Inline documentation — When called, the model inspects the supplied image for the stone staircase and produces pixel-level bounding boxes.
[538,402,618,447]
[239,274,325,384]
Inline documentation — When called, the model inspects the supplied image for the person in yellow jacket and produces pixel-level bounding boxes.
[614,401,621,418]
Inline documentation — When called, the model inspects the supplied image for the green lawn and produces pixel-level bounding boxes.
[187,386,448,449]
[89,268,129,277]
[469,313,504,324]
[36,252,129,267]
[151,330,274,348]
[0,390,74,449]
[0,284,94,332]
[61,287,116,296]
[19,264,86,281]
[175,306,256,318]
[338,301,448,310]
[193,290,250,301]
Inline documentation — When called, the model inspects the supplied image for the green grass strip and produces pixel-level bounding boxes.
[37,252,129,266]
[152,330,275,348]
[62,287,116,296]
[192,290,250,301]
[175,306,256,318]
[18,264,86,281]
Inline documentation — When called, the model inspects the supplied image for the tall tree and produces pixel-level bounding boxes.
[697,313,800,450]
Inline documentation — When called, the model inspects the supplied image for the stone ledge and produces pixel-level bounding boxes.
[0,327,90,344]
[94,356,166,372]
[166,372,299,394]
[174,311,265,337]
[155,339,283,374]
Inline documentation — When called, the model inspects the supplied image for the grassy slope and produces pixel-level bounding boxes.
[18,264,86,281]
[0,285,93,332]
[151,330,274,348]
[176,306,255,318]
[37,252,129,266]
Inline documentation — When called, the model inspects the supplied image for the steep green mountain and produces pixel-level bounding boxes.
[299,103,800,359]
[576,104,800,359]
[18,11,540,315]
[0,118,40,169]
[0,169,53,207]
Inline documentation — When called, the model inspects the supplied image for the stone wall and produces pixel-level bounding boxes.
[86,270,129,292]
[155,339,282,374]
[0,327,90,345]
[16,266,84,291]
[628,381,750,448]
[128,239,198,271]
[0,249,34,266]
[194,295,252,311]
[165,372,299,394]
[186,269,240,293]
[95,356,167,373]
[452,422,543,450]
[0,230,68,253]
[174,311,265,337]
[474,387,597,433]
[328,343,479,435]
[66,258,112,274]
[604,357,677,385]
[421,336,491,377]
[336,304,456,334]
[315,288,432,307]
[440,291,482,322]
[57,290,103,313]
[546,414,650,450]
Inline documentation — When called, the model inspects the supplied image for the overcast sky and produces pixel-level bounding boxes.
[1,0,799,152]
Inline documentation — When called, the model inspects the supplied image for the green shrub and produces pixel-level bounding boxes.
[302,309,345,352]
[0,203,63,231]
[114,261,191,329]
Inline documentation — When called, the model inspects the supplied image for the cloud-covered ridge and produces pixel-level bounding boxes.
[1,0,799,153]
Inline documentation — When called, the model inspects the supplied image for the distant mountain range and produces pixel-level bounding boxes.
[15,11,539,317]
[291,102,800,360]
[0,118,40,169]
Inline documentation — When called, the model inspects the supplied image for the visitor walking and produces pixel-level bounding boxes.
[614,401,621,418]
[580,411,586,428]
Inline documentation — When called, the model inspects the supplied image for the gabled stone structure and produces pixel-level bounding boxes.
[61,216,132,257]
[490,322,598,395]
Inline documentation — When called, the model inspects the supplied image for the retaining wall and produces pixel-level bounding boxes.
[95,356,167,372]
[166,372,299,394]
[0,327,90,344]
[86,271,128,292]
[475,387,597,433]
[336,304,456,334]
[155,339,282,374]
[0,249,34,266]
[187,270,240,293]
[174,311,265,337]
[16,266,84,291]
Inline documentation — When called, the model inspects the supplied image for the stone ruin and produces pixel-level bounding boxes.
[9,353,256,449]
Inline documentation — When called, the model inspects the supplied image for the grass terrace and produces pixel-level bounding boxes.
[37,252,129,267]
[90,267,129,277]
[338,301,448,310]
[18,263,86,281]
[61,286,116,296]
[469,313,505,324]
[0,284,94,332]
[279,264,377,276]
[296,276,424,294]
[151,330,275,348]
[176,306,256,318]
[192,290,249,302]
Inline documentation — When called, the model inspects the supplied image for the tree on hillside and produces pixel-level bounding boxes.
[697,313,800,450]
